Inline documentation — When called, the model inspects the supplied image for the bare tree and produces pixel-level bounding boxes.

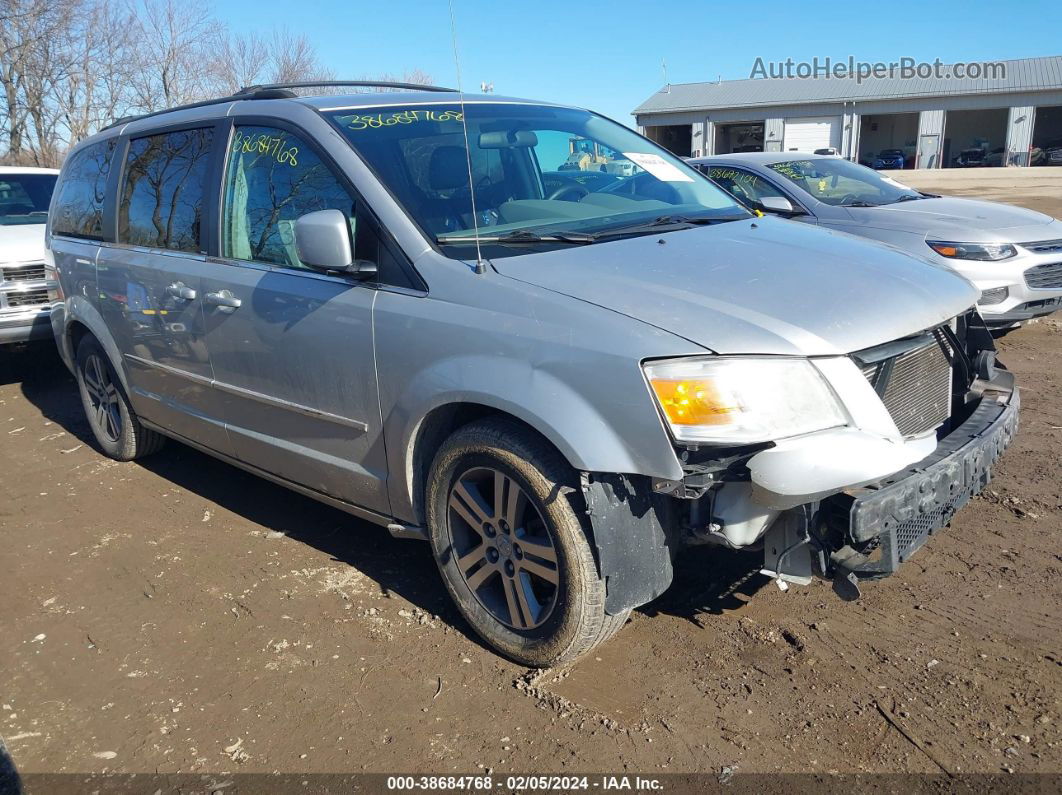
[213,29,333,94]
[125,0,221,112]
[211,31,270,95]
[267,30,333,85]
[0,0,75,161]
[356,69,437,91]
[0,0,433,165]
[57,1,138,146]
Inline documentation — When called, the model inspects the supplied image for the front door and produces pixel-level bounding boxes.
[199,123,389,515]
[100,125,230,454]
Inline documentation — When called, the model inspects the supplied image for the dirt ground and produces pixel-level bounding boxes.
[1,180,1060,779]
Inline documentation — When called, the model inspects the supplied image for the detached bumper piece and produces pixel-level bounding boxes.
[833,385,1019,588]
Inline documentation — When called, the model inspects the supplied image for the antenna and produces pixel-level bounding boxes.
[448,0,486,275]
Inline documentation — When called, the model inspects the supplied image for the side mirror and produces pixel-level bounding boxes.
[758,195,799,215]
[294,209,376,278]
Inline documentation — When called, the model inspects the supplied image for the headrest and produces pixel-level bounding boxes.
[429,146,471,191]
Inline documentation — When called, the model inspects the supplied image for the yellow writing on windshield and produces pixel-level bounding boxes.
[709,168,760,187]
[343,109,464,131]
[770,161,814,181]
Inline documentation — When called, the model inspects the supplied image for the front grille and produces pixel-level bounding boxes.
[860,336,952,437]
[1020,238,1062,255]
[1024,261,1062,289]
[5,288,50,307]
[0,262,46,283]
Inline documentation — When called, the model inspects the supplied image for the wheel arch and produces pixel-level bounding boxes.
[406,400,571,529]
[407,400,679,618]
[387,357,684,526]
[61,296,130,394]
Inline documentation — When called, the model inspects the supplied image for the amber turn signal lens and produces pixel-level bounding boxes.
[930,243,958,257]
[648,378,739,426]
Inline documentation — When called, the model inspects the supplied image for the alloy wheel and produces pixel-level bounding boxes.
[447,467,560,630]
[83,353,121,443]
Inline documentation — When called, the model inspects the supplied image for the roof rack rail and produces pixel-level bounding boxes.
[99,93,246,132]
[98,81,458,133]
[236,80,459,96]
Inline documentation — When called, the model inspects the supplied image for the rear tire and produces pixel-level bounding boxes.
[75,336,165,461]
[426,417,629,667]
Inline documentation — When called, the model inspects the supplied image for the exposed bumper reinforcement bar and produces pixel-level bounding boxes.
[841,384,1020,580]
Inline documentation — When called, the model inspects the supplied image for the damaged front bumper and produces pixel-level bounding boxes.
[830,380,1019,584]
[757,376,1019,599]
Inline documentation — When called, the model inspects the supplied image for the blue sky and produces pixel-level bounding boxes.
[218,0,1060,126]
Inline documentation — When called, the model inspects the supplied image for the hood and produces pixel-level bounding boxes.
[844,196,1059,242]
[0,222,47,263]
[491,217,978,356]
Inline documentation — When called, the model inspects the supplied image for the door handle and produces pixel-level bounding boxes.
[166,283,197,301]
[205,289,242,312]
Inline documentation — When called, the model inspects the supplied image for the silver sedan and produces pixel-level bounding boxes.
[688,152,1062,329]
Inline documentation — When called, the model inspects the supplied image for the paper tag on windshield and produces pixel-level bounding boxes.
[622,152,694,182]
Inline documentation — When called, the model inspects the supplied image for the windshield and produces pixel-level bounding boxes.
[0,173,57,225]
[767,158,921,207]
[326,103,749,256]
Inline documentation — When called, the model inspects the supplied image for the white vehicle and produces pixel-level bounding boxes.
[691,153,1062,330]
[1,166,60,344]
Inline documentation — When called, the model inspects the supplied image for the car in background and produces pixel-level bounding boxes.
[1043,139,1062,166]
[690,152,1062,329]
[954,148,989,168]
[0,166,60,345]
[985,147,1007,167]
[871,149,906,170]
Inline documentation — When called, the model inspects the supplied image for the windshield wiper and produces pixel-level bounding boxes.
[588,214,750,239]
[843,200,881,208]
[436,228,596,245]
[890,194,926,203]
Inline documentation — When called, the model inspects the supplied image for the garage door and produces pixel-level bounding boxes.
[783,116,842,153]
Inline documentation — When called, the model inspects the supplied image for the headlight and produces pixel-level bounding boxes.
[927,240,1016,261]
[643,357,848,444]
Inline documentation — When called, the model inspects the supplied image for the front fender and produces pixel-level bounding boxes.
[386,353,685,524]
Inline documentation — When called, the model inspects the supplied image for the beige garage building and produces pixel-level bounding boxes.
[632,55,1062,169]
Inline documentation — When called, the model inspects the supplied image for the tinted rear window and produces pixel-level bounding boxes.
[118,128,214,252]
[51,140,115,238]
[0,173,56,226]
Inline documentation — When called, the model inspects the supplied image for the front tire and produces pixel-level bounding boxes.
[75,336,165,461]
[426,418,628,667]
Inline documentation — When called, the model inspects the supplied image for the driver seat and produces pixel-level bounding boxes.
[416,146,475,234]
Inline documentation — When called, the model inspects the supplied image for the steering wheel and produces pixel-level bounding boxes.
[547,184,589,202]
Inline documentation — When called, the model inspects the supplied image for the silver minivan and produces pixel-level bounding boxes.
[48,83,1019,666]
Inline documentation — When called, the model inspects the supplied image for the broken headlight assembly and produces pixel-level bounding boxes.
[642,357,848,444]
